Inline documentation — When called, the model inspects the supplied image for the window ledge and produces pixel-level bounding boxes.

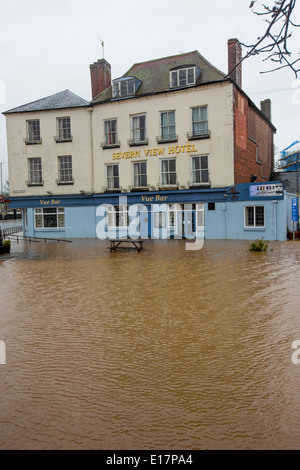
[157,184,179,191]
[26,181,44,187]
[244,227,265,231]
[102,187,122,193]
[24,139,42,145]
[128,139,149,147]
[56,179,74,185]
[129,186,150,192]
[54,137,73,143]
[188,181,211,189]
[187,131,210,140]
[101,142,121,149]
[156,135,178,144]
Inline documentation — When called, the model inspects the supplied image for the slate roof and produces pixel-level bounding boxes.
[4,90,89,114]
[270,171,300,193]
[92,51,226,103]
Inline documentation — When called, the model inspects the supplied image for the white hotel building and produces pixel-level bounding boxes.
[3,39,290,241]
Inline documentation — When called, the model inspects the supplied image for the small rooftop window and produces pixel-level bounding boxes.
[112,77,141,98]
[170,66,201,88]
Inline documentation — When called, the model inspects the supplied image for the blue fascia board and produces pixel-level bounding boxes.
[8,182,284,208]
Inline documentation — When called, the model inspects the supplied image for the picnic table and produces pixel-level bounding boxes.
[108,239,145,253]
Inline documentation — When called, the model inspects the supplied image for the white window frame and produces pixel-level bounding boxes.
[24,209,28,228]
[112,78,135,98]
[26,119,41,143]
[168,204,183,229]
[191,155,209,184]
[244,205,265,228]
[107,205,129,228]
[106,164,119,189]
[56,117,71,141]
[58,155,73,183]
[104,119,118,146]
[131,113,147,144]
[196,203,205,228]
[28,157,43,185]
[170,67,196,88]
[191,106,208,137]
[160,158,177,186]
[160,110,176,140]
[34,207,65,229]
[132,161,147,188]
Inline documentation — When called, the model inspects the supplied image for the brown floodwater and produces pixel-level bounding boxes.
[1,237,300,450]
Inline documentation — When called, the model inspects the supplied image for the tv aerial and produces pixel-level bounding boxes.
[98,36,104,59]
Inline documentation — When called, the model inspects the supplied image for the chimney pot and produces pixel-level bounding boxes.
[228,38,242,88]
[90,59,111,100]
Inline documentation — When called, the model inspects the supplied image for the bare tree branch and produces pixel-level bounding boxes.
[229,0,300,77]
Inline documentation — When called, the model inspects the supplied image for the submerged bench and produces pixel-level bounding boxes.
[108,239,145,253]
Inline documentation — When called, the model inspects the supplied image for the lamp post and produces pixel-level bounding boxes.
[0,161,8,195]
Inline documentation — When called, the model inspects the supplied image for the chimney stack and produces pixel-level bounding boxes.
[90,59,111,100]
[227,38,242,88]
[260,99,272,121]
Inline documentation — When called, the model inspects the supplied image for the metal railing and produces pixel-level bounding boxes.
[8,234,72,243]
[1,225,23,237]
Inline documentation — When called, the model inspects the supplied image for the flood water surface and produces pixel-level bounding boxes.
[1,238,300,449]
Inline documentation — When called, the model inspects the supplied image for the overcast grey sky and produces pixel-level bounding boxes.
[1,0,300,185]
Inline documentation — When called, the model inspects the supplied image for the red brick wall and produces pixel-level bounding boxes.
[234,87,274,184]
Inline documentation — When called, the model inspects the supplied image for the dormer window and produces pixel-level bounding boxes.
[112,77,141,98]
[170,66,201,88]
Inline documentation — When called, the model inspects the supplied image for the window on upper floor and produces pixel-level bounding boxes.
[55,117,72,142]
[102,119,119,148]
[132,161,147,188]
[170,66,200,88]
[27,157,43,185]
[190,155,209,186]
[106,164,120,190]
[57,156,73,184]
[25,120,41,144]
[157,111,177,143]
[188,106,210,139]
[112,77,141,98]
[129,114,148,146]
[160,158,177,186]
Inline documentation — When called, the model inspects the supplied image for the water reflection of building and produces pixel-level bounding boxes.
[3,39,295,241]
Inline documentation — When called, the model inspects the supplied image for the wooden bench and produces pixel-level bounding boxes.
[108,239,145,253]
